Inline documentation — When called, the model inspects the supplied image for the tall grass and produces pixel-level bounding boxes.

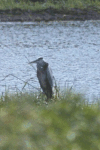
[0,91,100,149]
[0,0,100,11]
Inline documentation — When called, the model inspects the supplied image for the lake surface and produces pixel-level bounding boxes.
[0,21,100,102]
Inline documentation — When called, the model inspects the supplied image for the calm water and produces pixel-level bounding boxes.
[0,21,100,102]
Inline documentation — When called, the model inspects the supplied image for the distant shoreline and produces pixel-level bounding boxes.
[0,8,100,22]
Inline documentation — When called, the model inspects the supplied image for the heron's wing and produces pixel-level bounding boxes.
[46,66,53,88]
[37,70,47,89]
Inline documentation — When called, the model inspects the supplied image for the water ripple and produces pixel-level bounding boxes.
[0,21,100,101]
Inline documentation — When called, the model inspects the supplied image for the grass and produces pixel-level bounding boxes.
[0,0,100,12]
[0,90,100,149]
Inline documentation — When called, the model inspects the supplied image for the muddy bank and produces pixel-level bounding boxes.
[0,7,100,22]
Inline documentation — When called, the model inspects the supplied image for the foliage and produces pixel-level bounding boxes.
[0,0,100,11]
[0,91,100,149]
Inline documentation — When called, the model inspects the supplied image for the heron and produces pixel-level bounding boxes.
[29,57,53,99]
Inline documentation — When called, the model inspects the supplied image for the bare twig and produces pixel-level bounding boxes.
[0,74,40,91]
[25,55,36,72]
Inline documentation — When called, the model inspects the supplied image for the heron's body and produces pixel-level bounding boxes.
[29,58,53,99]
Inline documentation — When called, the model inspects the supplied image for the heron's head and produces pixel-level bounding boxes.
[29,57,43,64]
[29,57,48,70]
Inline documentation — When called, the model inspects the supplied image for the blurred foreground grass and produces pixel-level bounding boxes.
[0,0,100,12]
[0,91,100,150]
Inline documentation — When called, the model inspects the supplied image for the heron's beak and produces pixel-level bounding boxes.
[29,60,37,64]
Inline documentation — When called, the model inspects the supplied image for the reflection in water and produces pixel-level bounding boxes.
[0,21,100,102]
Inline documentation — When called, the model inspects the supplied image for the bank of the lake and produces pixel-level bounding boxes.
[0,7,100,22]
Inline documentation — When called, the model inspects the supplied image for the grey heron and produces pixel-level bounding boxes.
[29,57,53,99]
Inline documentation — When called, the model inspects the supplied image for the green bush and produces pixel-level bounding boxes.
[0,92,100,149]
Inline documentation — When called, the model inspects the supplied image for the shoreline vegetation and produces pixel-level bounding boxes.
[0,91,100,149]
[0,0,100,21]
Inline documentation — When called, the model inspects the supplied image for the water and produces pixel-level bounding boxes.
[0,21,100,102]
